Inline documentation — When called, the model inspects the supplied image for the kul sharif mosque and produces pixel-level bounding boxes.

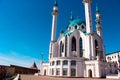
[40,0,120,78]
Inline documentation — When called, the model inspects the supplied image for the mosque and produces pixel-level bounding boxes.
[40,0,119,78]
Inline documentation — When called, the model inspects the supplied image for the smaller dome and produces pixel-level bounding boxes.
[69,19,85,26]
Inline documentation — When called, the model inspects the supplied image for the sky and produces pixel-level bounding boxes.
[0,0,120,68]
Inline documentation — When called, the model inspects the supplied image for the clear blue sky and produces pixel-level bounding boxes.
[0,0,120,68]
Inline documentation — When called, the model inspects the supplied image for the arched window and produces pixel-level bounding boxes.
[60,41,62,57]
[65,36,67,57]
[79,37,83,57]
[62,44,64,52]
[71,37,76,51]
[95,40,98,56]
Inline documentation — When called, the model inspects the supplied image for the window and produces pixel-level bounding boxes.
[56,60,60,65]
[65,36,67,57]
[56,68,60,75]
[74,25,77,29]
[71,60,76,66]
[71,37,76,51]
[81,25,84,29]
[60,41,62,57]
[52,61,55,66]
[60,41,64,57]
[63,68,67,75]
[52,68,54,75]
[71,69,76,76]
[95,40,98,56]
[69,27,71,30]
[79,37,83,57]
[63,60,68,65]
[62,44,64,52]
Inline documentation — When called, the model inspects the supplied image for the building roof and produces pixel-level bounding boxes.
[69,19,85,26]
[30,62,38,69]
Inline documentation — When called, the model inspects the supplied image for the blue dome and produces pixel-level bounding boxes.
[69,19,85,26]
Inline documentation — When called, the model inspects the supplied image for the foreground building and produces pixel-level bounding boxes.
[40,0,107,78]
[106,51,120,74]
[0,62,39,79]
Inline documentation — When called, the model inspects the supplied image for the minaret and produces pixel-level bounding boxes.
[95,5,102,38]
[51,0,59,42]
[49,0,59,60]
[83,0,93,33]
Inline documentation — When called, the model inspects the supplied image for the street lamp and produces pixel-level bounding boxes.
[40,53,44,63]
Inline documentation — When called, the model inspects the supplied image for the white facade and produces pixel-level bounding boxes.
[40,0,107,78]
[106,51,120,74]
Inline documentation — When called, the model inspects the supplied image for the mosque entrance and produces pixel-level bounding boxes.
[88,69,92,78]
[44,70,46,76]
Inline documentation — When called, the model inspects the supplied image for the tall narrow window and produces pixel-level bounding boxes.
[60,41,62,57]
[71,37,76,51]
[65,36,67,57]
[63,68,68,75]
[79,37,83,57]
[71,69,76,76]
[95,40,98,56]
[62,44,64,52]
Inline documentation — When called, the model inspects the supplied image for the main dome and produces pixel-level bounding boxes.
[69,19,85,26]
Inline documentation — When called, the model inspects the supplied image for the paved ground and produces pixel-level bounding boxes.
[21,75,119,80]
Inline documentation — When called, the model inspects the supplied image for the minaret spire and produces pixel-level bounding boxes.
[54,0,58,6]
[70,11,74,22]
[95,5,103,38]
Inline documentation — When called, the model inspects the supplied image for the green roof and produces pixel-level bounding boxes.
[69,19,85,26]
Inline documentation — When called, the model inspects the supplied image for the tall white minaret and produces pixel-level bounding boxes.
[83,0,93,33]
[51,0,59,42]
[95,5,103,38]
[49,0,59,60]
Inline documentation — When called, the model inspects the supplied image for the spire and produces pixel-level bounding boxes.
[96,4,99,13]
[30,61,38,69]
[95,5,102,38]
[95,5,101,25]
[54,0,58,6]
[70,11,73,20]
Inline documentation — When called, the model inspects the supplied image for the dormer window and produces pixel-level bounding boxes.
[74,25,77,29]
[69,27,71,30]
[81,25,84,29]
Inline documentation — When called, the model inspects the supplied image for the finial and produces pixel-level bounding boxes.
[70,11,73,21]
[54,0,58,6]
[96,3,99,13]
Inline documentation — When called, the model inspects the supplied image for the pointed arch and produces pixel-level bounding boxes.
[62,44,64,52]
[71,36,76,51]
[65,35,67,57]
[95,40,98,56]
[60,41,62,57]
[79,37,83,57]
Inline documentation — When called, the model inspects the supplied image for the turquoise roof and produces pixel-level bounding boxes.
[69,19,85,26]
